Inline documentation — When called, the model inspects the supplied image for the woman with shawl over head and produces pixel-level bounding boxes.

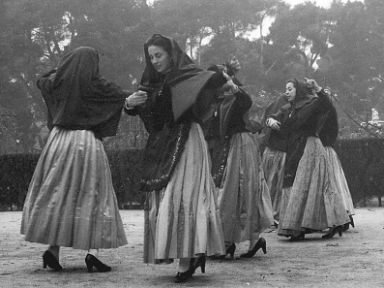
[21,47,128,272]
[204,58,274,260]
[261,94,289,225]
[124,34,236,283]
[265,78,350,240]
[319,88,355,232]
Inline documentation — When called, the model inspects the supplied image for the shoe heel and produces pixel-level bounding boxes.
[86,261,93,273]
[262,243,267,254]
[201,258,206,273]
[42,250,62,271]
[85,255,94,272]
[226,243,236,259]
[85,254,111,273]
[349,216,355,228]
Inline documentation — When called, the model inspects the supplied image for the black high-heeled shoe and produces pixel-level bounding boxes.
[322,226,343,239]
[174,255,206,283]
[290,233,305,241]
[342,223,350,232]
[349,215,355,228]
[191,255,206,274]
[210,243,236,260]
[225,243,236,259]
[85,254,111,272]
[42,250,62,271]
[240,237,267,258]
[174,270,194,283]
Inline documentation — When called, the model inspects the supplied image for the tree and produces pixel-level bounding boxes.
[0,0,153,154]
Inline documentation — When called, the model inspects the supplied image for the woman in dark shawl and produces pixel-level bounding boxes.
[204,59,273,260]
[265,78,350,240]
[124,34,237,283]
[21,46,128,272]
[261,94,289,225]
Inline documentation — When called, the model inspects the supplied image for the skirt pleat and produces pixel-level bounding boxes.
[278,137,350,237]
[144,123,225,263]
[262,147,286,221]
[21,127,127,249]
[324,147,355,216]
[218,133,274,244]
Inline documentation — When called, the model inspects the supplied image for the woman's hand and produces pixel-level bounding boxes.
[125,90,148,109]
[222,71,239,94]
[266,117,281,130]
[305,78,322,92]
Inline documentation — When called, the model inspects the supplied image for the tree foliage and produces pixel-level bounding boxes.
[1,0,384,153]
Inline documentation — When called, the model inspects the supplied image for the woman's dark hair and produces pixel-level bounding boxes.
[286,78,317,108]
[286,78,313,99]
[146,34,172,56]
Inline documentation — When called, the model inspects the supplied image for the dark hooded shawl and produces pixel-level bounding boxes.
[129,34,225,192]
[140,34,218,122]
[37,46,126,138]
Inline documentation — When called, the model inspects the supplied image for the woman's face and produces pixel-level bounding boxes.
[148,45,172,74]
[285,82,296,102]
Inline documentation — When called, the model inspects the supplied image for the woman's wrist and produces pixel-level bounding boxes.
[124,98,134,110]
[315,86,322,93]
[265,117,273,127]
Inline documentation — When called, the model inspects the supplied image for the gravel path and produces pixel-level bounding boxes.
[1,208,384,288]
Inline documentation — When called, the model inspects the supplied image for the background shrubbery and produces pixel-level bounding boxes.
[334,138,384,207]
[0,150,144,211]
[1,138,384,211]
[1,0,384,155]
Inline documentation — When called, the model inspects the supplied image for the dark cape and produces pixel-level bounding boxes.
[126,34,225,192]
[319,96,338,147]
[37,46,126,138]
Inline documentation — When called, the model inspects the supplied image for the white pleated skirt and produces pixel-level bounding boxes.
[278,137,350,237]
[324,147,355,216]
[143,123,225,263]
[262,147,286,221]
[218,133,274,244]
[21,127,127,249]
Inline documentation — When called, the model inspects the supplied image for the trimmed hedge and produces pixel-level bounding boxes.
[1,138,384,210]
[334,138,384,206]
[0,154,39,210]
[0,150,144,211]
[106,150,145,209]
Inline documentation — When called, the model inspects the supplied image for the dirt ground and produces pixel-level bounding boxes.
[1,208,384,288]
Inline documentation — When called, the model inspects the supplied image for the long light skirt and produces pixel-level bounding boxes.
[21,127,127,250]
[218,133,274,244]
[262,147,286,221]
[278,137,350,237]
[144,123,225,263]
[324,147,355,216]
